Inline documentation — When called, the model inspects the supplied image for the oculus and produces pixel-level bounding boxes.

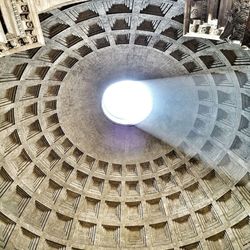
[102,80,153,125]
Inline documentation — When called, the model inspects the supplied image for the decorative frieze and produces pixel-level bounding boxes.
[0,0,44,57]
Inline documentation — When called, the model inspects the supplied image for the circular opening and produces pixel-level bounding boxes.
[102,80,153,125]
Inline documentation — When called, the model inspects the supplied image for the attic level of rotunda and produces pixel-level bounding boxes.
[0,0,250,250]
[0,0,250,57]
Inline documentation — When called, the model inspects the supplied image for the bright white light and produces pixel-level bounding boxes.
[102,80,153,125]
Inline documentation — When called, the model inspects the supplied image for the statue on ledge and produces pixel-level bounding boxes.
[220,0,250,46]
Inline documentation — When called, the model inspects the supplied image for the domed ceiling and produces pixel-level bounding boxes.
[0,0,249,249]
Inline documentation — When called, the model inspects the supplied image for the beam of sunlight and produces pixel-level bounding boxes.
[133,74,248,183]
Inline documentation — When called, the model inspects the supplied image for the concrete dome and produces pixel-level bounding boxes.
[0,0,249,249]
